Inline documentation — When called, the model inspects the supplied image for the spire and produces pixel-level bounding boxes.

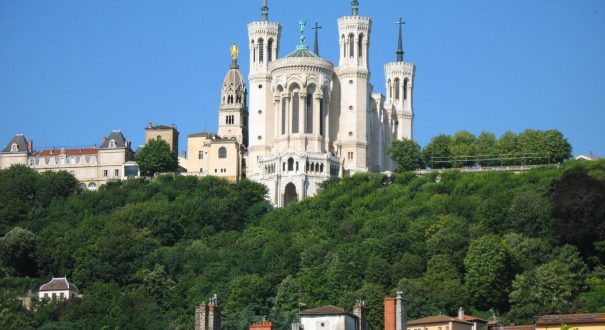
[262,0,269,21]
[351,0,359,16]
[396,17,405,62]
[312,22,322,56]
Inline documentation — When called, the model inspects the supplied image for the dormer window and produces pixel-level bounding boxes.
[109,140,116,148]
[11,144,18,152]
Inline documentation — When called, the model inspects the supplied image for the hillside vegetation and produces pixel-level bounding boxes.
[0,161,604,329]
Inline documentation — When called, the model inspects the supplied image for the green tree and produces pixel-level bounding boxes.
[579,266,605,312]
[423,134,452,169]
[464,235,512,311]
[0,227,38,276]
[136,138,178,177]
[474,131,498,166]
[388,139,424,171]
[542,130,572,164]
[449,131,476,167]
[497,131,519,165]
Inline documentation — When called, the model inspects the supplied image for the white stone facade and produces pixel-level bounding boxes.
[245,2,416,206]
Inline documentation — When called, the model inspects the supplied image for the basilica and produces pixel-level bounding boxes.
[183,0,416,206]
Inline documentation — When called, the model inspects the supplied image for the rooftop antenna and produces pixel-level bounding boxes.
[352,0,359,16]
[396,17,406,62]
[262,0,269,21]
[312,22,322,55]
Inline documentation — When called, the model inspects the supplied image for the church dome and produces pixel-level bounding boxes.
[223,68,245,92]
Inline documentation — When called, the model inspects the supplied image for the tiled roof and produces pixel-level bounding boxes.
[2,134,28,153]
[99,130,129,149]
[300,305,351,316]
[499,326,535,330]
[39,277,78,292]
[286,45,319,58]
[408,315,472,325]
[34,148,98,157]
[146,124,175,130]
[536,313,605,325]
[464,315,488,323]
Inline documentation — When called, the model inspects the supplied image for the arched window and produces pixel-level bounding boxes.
[251,40,256,63]
[258,38,264,63]
[305,86,315,134]
[87,182,97,191]
[320,164,324,173]
[348,34,355,58]
[358,34,364,59]
[394,78,400,100]
[341,35,346,58]
[296,161,299,171]
[218,147,227,159]
[292,91,300,133]
[11,144,18,152]
[387,79,392,99]
[109,140,116,148]
[404,78,409,100]
[311,163,315,172]
[267,39,273,62]
[288,158,294,171]
[281,97,287,135]
[319,99,325,137]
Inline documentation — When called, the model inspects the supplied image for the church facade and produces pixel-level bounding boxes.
[245,1,416,206]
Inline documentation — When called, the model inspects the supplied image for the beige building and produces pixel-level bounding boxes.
[180,132,242,183]
[535,313,605,330]
[145,123,180,153]
[0,130,137,190]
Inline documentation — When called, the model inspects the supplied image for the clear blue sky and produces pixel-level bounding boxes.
[1,0,604,156]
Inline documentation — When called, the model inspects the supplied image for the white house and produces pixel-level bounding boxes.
[38,277,79,301]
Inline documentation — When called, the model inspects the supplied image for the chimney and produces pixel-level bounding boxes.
[250,321,272,330]
[384,296,396,330]
[27,140,33,153]
[93,143,97,149]
[395,292,407,330]
[458,307,464,320]
[195,295,221,330]
[589,151,593,160]
[102,136,107,144]
[354,299,368,330]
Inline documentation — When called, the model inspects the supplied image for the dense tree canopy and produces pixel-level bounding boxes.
[0,159,603,329]
[136,138,179,176]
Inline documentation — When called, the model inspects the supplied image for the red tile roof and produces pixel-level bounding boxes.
[464,315,488,323]
[499,326,535,330]
[536,313,605,325]
[408,315,472,325]
[300,305,354,317]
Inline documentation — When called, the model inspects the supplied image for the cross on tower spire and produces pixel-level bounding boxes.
[351,0,359,16]
[312,22,322,56]
[396,17,406,62]
[261,0,269,21]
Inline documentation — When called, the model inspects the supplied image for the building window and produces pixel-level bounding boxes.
[319,100,325,136]
[88,182,97,191]
[10,143,18,152]
[103,170,108,177]
[114,169,119,177]
[258,38,264,63]
[281,98,287,135]
[52,293,56,300]
[292,92,300,133]
[60,292,64,300]
[348,33,355,58]
[288,158,294,171]
[109,140,116,148]
[404,78,409,100]
[305,89,314,134]
[388,79,392,99]
[358,33,364,58]
[218,147,227,159]
[394,78,400,100]
[348,152,354,160]
[267,39,273,62]
[198,151,203,159]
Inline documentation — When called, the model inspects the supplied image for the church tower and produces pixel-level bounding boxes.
[336,0,372,174]
[218,45,248,146]
[384,18,415,141]
[247,0,282,176]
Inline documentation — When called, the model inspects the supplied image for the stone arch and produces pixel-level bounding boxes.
[358,33,364,58]
[404,78,409,100]
[258,38,264,63]
[348,33,355,58]
[284,182,298,206]
[287,157,294,171]
[267,38,274,62]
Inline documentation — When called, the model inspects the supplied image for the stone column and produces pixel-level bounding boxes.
[395,292,407,330]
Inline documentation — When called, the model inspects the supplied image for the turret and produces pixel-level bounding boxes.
[219,44,248,146]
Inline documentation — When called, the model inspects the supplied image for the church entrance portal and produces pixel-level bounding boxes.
[284,183,298,206]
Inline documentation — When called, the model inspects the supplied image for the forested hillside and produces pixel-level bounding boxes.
[1,161,604,329]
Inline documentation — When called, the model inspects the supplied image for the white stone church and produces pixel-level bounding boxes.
[184,0,416,206]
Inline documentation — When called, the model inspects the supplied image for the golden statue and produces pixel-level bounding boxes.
[230,43,239,62]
